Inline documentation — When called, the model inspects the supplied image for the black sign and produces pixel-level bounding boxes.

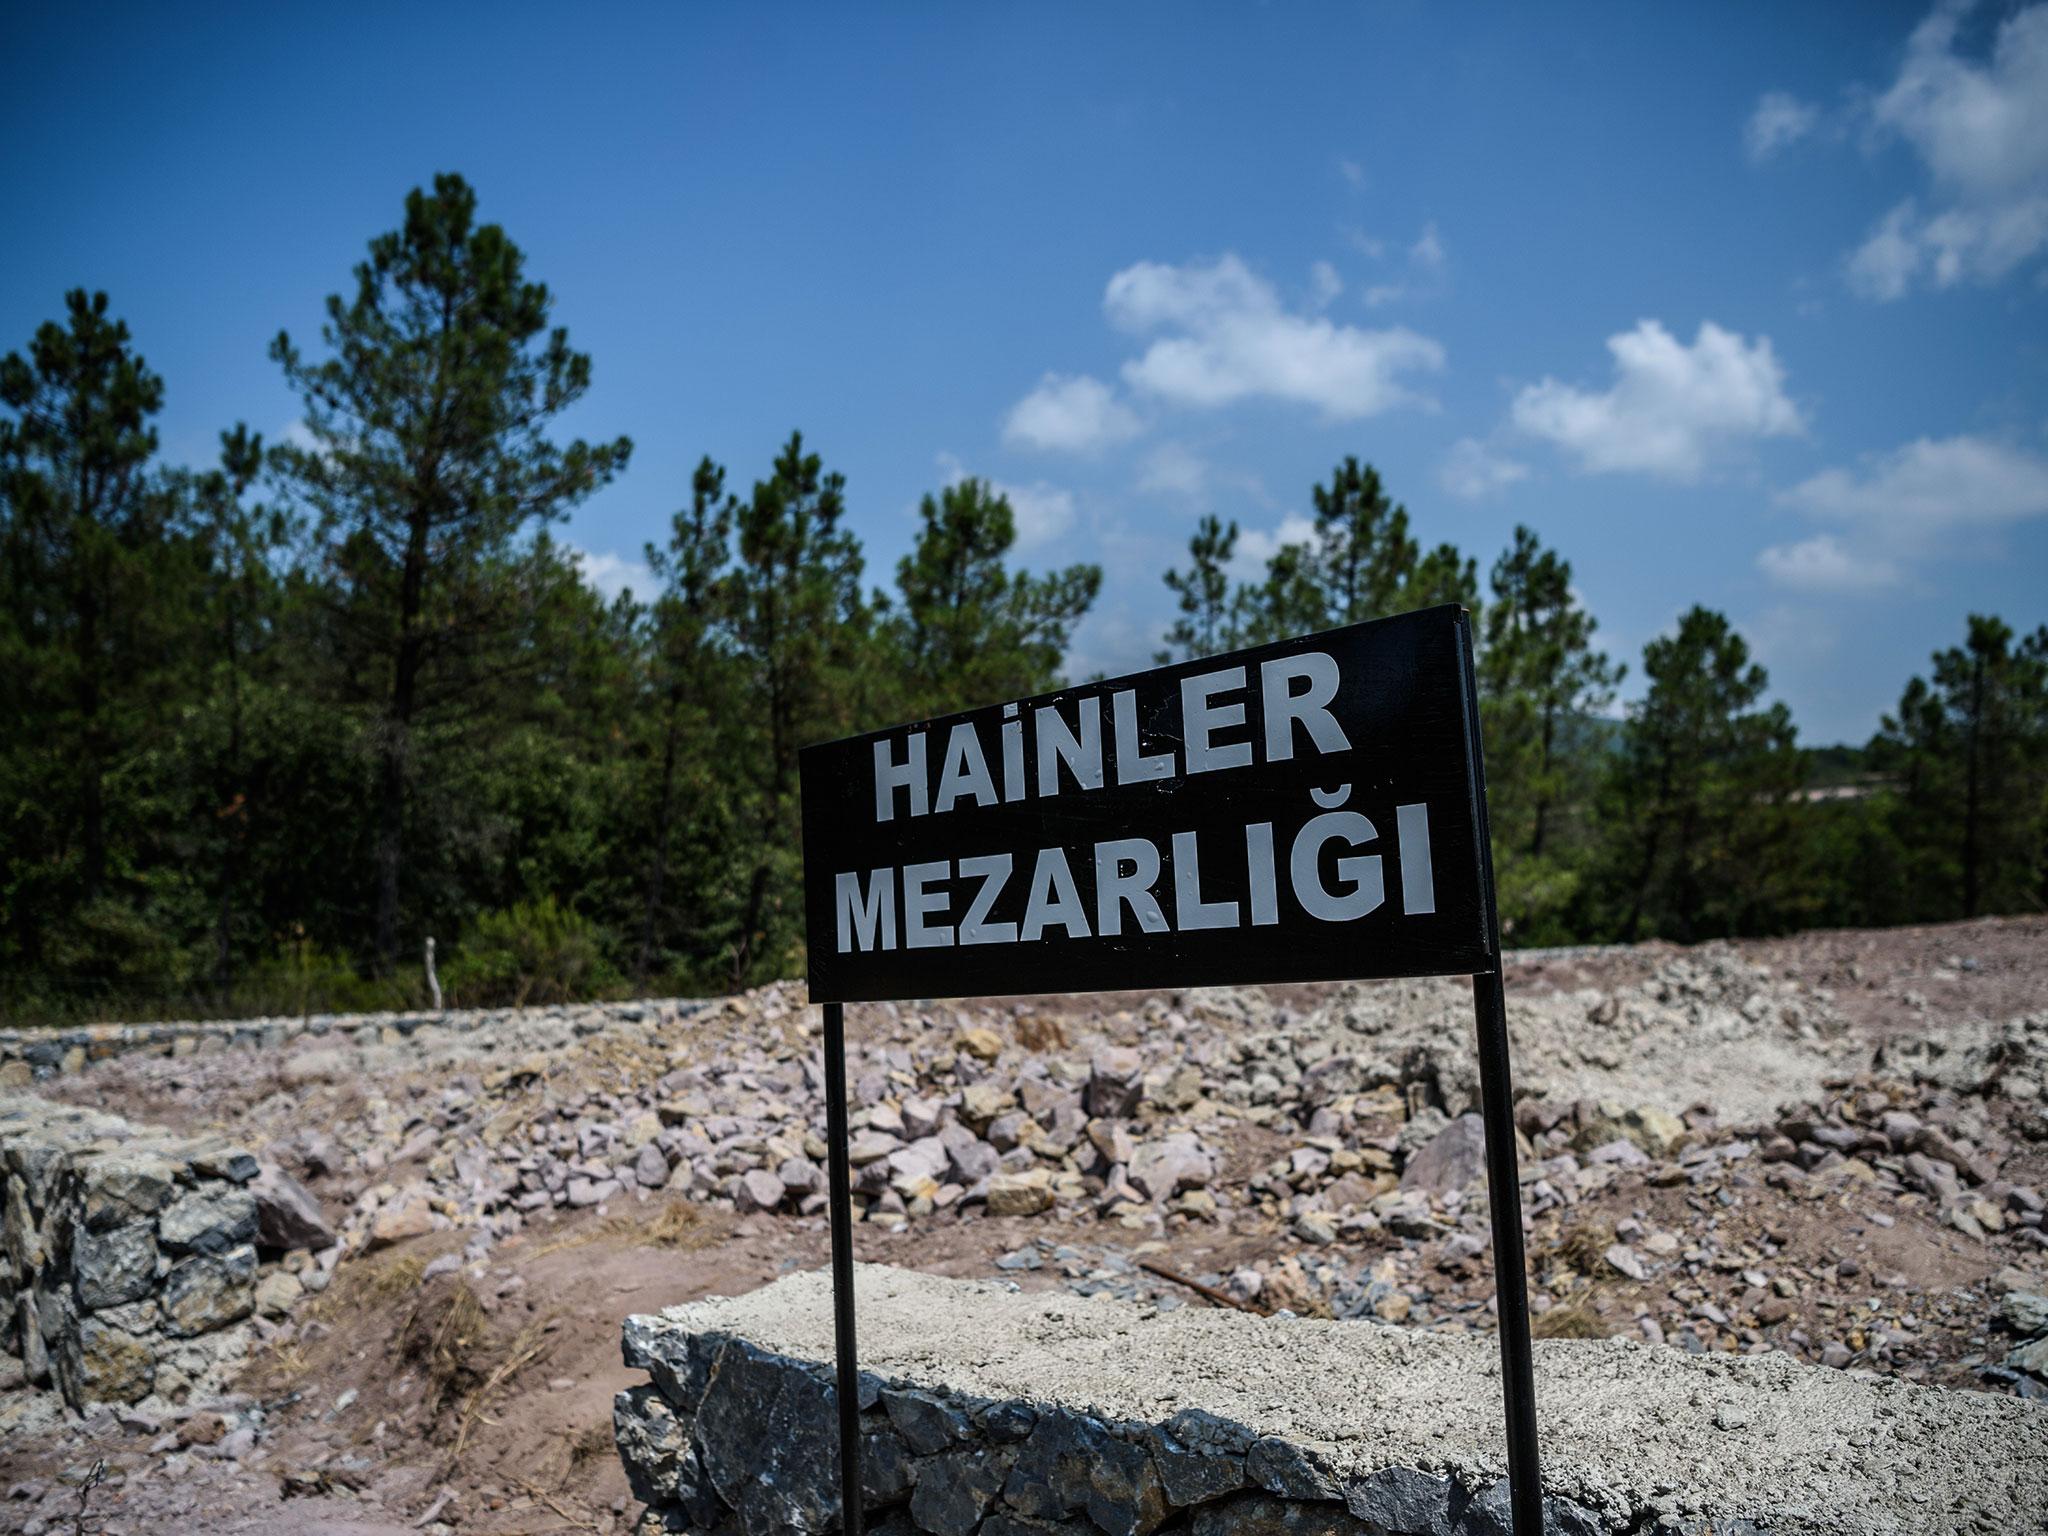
[800,604,1492,1003]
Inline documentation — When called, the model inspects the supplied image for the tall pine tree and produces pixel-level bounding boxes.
[1607,608,1800,942]
[1877,615,2048,919]
[893,477,1099,716]
[271,174,630,972]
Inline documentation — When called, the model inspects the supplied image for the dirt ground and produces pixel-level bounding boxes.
[4,915,2045,1535]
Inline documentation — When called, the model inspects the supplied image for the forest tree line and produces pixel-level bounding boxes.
[3,176,2045,1022]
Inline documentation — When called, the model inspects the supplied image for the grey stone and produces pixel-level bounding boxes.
[882,1385,973,1455]
[2003,1292,2048,1338]
[74,1222,158,1309]
[250,1167,335,1250]
[1128,1134,1214,1203]
[779,1157,824,1195]
[1148,1410,1251,1507]
[946,1138,1001,1186]
[694,1342,840,1535]
[1085,1049,1146,1119]
[1344,1466,1456,1532]
[79,1155,177,1230]
[1399,1115,1489,1197]
[615,1384,720,1525]
[1188,1492,1366,1535]
[158,1189,258,1256]
[1002,1409,1168,1536]
[623,1313,715,1412]
[634,1144,671,1189]
[186,1144,260,1184]
[1248,1437,1341,1500]
[910,1446,1008,1536]
[737,1169,786,1214]
[61,1316,155,1406]
[161,1244,256,1337]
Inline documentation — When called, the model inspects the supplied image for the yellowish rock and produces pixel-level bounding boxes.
[956,1027,1003,1063]
[985,1169,1054,1217]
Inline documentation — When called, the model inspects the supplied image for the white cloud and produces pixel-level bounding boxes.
[1778,433,2048,529]
[1137,442,1208,499]
[1755,535,1901,592]
[1511,319,1804,480]
[936,453,1077,553]
[1764,434,2048,594]
[569,544,654,602]
[1745,91,1819,162]
[1229,512,1319,583]
[1104,254,1445,419]
[1001,372,1142,453]
[1338,157,1367,189]
[1847,201,1926,301]
[1439,438,1530,499]
[1409,222,1446,269]
[1849,1,2048,296]
[1308,260,1343,309]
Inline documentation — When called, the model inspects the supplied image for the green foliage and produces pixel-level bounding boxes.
[1477,527,1622,940]
[440,897,620,1008]
[1157,514,1240,663]
[1597,607,1802,942]
[271,172,631,972]
[3,189,2043,1026]
[1875,614,2048,919]
[894,477,1101,716]
[1235,456,1468,641]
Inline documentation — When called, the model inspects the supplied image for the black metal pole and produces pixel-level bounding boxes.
[821,1000,865,1536]
[1472,969,1543,1535]
[1455,610,1543,1536]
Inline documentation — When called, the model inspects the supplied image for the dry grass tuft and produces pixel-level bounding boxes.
[1014,1014,1069,1053]
[568,1420,615,1470]
[401,1276,494,1416]
[1531,1290,1610,1339]
[359,1253,428,1301]
[528,1199,724,1261]
[1546,1220,1614,1278]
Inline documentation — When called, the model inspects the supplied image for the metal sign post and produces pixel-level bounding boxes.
[801,605,1542,1536]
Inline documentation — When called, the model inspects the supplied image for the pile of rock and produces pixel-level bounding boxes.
[0,994,685,1086]
[297,952,1868,1268]
[615,1265,2048,1535]
[0,1095,334,1409]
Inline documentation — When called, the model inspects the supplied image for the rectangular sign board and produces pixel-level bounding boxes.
[800,603,1492,1003]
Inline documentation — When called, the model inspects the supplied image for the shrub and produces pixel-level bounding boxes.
[442,897,620,1008]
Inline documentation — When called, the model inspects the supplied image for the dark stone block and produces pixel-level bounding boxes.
[908,1446,1009,1536]
[1002,1409,1169,1536]
[882,1385,974,1455]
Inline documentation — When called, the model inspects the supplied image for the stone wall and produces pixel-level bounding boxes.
[0,996,684,1086]
[0,1095,334,1409]
[616,1266,2048,1536]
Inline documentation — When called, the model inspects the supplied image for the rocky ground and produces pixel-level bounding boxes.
[1,915,2045,1534]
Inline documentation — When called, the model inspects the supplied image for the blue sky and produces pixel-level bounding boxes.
[5,1,2046,744]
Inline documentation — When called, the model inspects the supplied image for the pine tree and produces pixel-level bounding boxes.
[1877,615,2048,919]
[0,291,204,1000]
[1236,458,1474,642]
[270,174,630,972]
[1157,514,1240,662]
[1608,608,1800,941]
[894,476,1099,713]
[1480,526,1621,859]
[185,425,291,985]
[635,457,736,981]
[1477,526,1619,939]
[726,432,869,978]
